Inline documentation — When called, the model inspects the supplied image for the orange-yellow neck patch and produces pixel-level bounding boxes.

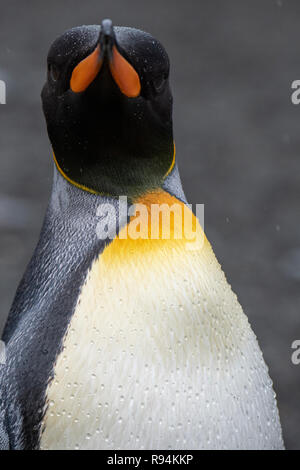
[101,190,207,266]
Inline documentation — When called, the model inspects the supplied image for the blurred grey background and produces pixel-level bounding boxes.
[0,0,299,449]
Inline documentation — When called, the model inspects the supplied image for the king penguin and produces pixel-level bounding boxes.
[0,19,284,450]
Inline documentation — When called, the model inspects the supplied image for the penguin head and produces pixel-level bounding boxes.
[42,20,174,197]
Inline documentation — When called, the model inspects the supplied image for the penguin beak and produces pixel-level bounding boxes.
[70,19,141,98]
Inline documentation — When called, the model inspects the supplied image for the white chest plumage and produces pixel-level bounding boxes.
[40,192,284,450]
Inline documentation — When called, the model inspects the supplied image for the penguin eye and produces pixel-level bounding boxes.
[48,63,61,82]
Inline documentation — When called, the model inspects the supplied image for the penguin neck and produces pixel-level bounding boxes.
[50,161,186,221]
[52,142,178,200]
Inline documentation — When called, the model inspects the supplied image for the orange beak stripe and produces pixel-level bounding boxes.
[109,46,141,98]
[70,44,103,93]
[70,43,141,98]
